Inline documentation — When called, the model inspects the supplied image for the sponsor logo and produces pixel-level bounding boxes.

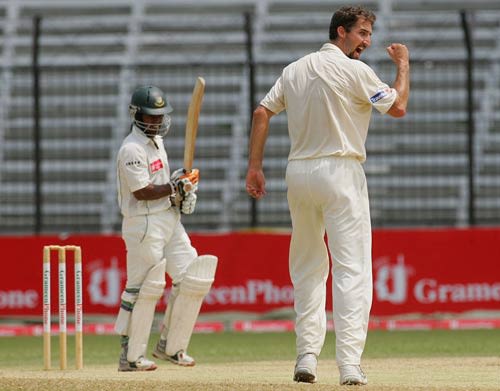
[175,280,294,306]
[374,254,500,305]
[374,255,413,304]
[87,257,124,307]
[370,88,390,103]
[0,290,38,309]
[125,160,141,166]
[150,159,164,173]
[414,280,500,303]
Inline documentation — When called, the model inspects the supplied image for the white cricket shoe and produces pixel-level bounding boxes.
[339,365,368,385]
[152,339,196,367]
[119,357,158,372]
[293,353,317,383]
[118,344,157,372]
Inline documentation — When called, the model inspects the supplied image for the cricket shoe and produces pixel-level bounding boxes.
[293,353,317,383]
[118,344,157,372]
[152,339,195,367]
[119,356,157,372]
[339,365,368,385]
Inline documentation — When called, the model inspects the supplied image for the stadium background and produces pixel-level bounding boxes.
[1,0,500,329]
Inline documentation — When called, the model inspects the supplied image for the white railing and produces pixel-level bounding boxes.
[1,0,500,232]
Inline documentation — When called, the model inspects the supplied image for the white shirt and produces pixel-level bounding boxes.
[117,126,172,217]
[260,43,397,163]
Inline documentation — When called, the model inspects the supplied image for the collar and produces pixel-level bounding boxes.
[131,126,161,146]
[320,42,347,58]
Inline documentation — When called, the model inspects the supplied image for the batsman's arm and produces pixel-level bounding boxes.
[386,43,410,118]
[133,182,176,201]
[246,105,275,199]
[133,169,200,201]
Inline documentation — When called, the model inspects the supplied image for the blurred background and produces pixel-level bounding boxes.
[2,0,500,235]
[1,0,500,354]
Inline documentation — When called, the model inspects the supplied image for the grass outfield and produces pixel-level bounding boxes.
[0,329,499,390]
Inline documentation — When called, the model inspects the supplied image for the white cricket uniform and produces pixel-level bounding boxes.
[260,43,396,366]
[116,126,197,290]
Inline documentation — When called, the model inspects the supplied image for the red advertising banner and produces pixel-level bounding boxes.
[0,229,499,318]
[371,228,500,315]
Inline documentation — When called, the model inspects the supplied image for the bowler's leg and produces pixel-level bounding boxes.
[324,161,372,381]
[287,161,329,383]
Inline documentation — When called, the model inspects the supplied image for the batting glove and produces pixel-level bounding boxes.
[171,168,199,197]
[180,192,197,214]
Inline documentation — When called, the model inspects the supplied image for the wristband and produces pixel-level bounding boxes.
[167,182,177,196]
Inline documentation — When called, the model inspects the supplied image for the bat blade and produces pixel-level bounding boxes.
[184,77,205,172]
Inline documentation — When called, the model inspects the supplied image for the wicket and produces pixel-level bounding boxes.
[43,245,83,370]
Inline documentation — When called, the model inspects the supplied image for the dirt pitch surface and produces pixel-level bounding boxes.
[1,357,498,391]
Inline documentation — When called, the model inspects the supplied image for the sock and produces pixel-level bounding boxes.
[120,335,129,347]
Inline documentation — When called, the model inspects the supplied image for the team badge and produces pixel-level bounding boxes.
[154,97,165,108]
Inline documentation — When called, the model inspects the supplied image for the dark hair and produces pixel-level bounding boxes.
[329,5,376,40]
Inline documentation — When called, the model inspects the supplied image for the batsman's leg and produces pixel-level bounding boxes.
[153,255,217,366]
[126,259,166,365]
[115,288,139,335]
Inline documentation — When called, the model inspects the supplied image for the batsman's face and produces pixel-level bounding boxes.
[141,114,170,137]
[344,18,372,59]
[142,114,164,128]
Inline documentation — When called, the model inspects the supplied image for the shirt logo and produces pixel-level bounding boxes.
[150,159,164,173]
[370,88,390,103]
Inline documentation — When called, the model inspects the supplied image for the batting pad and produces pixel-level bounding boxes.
[115,308,131,336]
[165,255,217,355]
[114,290,139,335]
[160,285,179,339]
[127,260,166,362]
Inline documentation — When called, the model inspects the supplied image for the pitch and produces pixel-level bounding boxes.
[0,330,498,390]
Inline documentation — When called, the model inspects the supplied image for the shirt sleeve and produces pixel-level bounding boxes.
[354,62,397,114]
[260,74,286,114]
[118,143,150,193]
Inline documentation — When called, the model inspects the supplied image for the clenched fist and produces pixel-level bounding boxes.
[386,43,409,66]
[171,168,199,197]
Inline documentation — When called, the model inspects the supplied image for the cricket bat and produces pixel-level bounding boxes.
[183,76,205,172]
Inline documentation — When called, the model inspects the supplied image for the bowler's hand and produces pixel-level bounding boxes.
[246,167,266,199]
[386,43,409,66]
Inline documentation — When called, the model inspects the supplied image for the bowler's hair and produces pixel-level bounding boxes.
[329,5,376,40]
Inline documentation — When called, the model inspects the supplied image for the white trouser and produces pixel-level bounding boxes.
[117,208,198,341]
[286,156,372,366]
[122,208,198,288]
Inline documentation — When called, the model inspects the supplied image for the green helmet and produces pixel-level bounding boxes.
[129,85,173,137]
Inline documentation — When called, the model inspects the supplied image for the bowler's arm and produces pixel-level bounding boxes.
[246,105,275,199]
[386,43,410,118]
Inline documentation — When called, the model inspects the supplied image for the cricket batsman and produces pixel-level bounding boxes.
[114,85,217,371]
